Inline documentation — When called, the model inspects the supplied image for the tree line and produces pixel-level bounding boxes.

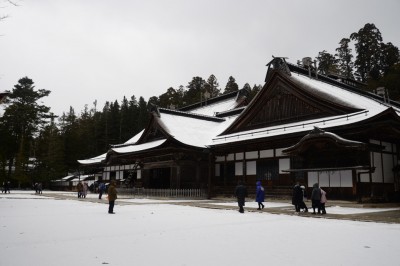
[1,23,399,187]
[309,23,400,99]
[0,74,261,187]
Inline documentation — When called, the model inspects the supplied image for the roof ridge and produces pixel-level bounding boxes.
[179,90,241,111]
[159,107,226,122]
[285,62,400,109]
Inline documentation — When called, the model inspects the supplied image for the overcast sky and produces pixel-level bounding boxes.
[1,0,399,117]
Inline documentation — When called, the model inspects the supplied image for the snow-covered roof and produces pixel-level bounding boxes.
[290,73,396,113]
[186,97,240,116]
[77,153,107,165]
[61,175,76,181]
[212,72,399,145]
[79,59,400,164]
[117,129,144,146]
[156,109,240,147]
[111,139,167,154]
[78,130,145,164]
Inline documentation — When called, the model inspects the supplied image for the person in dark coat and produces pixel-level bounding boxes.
[292,182,303,212]
[311,183,321,214]
[255,181,265,210]
[235,180,248,213]
[107,180,118,214]
[37,183,42,194]
[3,181,10,193]
[299,185,308,212]
[77,182,83,198]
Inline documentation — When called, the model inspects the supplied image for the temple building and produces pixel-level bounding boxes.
[78,57,400,201]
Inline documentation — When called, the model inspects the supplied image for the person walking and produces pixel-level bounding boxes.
[107,180,118,214]
[255,181,265,210]
[98,182,105,199]
[77,181,83,198]
[299,185,308,212]
[320,188,327,214]
[235,180,248,213]
[83,182,88,198]
[311,183,321,214]
[292,182,303,213]
[2,181,10,193]
[37,183,42,194]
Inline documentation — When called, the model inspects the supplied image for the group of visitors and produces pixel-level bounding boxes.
[293,182,327,214]
[234,180,265,213]
[310,183,327,214]
[234,180,327,215]
[1,181,10,193]
[75,180,118,214]
[292,183,308,212]
[76,181,89,198]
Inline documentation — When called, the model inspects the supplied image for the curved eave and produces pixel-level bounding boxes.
[282,129,367,155]
[110,138,167,155]
[78,153,107,165]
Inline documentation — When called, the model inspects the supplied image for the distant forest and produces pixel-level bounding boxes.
[1,23,399,187]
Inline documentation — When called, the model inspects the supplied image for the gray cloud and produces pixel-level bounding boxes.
[1,0,399,116]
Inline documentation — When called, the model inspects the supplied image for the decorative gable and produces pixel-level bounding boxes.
[137,115,169,144]
[246,84,327,129]
[222,70,361,135]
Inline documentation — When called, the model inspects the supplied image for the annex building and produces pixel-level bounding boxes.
[79,57,400,201]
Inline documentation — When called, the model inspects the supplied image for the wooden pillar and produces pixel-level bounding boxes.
[175,165,181,189]
[208,152,213,199]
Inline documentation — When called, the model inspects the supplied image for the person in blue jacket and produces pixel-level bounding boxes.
[255,181,265,210]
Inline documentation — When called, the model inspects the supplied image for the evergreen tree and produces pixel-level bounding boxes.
[184,77,206,105]
[335,38,354,78]
[223,76,239,93]
[379,63,400,101]
[249,84,262,100]
[176,85,186,107]
[159,87,181,109]
[137,97,148,131]
[109,100,121,144]
[0,77,50,186]
[205,74,220,97]
[60,107,82,174]
[350,23,383,81]
[316,50,339,75]
[34,115,66,181]
[380,42,400,75]
[120,96,132,142]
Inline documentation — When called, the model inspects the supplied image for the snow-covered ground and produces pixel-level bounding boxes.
[1,191,400,266]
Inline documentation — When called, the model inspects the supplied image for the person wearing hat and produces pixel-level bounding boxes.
[107,180,118,214]
[299,185,308,212]
[255,181,265,210]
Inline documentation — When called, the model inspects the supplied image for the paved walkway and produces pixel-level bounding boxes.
[39,192,400,224]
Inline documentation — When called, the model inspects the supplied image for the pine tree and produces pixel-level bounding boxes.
[350,23,383,82]
[0,77,50,186]
[316,50,339,75]
[205,74,220,97]
[224,76,239,93]
[184,77,206,105]
[335,38,354,78]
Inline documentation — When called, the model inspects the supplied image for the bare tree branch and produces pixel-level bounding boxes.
[7,0,19,7]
